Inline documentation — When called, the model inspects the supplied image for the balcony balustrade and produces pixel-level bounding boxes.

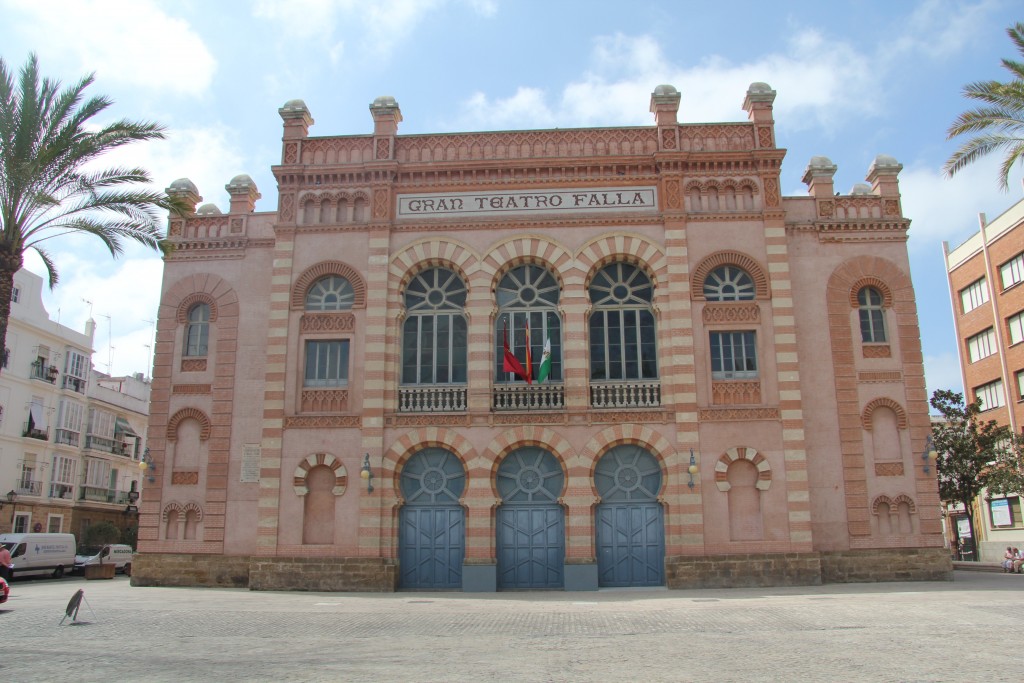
[48,482,75,500]
[54,429,80,447]
[492,383,564,411]
[398,385,467,412]
[590,381,662,408]
[16,480,41,496]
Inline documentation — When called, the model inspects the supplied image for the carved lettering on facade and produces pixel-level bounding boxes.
[397,187,658,219]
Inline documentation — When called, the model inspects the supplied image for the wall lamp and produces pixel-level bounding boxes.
[0,489,14,509]
[360,453,374,493]
[922,435,938,475]
[139,448,156,482]
[687,449,698,489]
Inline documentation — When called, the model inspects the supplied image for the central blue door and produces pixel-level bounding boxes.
[399,448,466,589]
[496,447,565,589]
[595,445,665,587]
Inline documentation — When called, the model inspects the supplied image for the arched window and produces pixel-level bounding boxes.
[494,265,561,383]
[858,286,887,343]
[704,265,755,301]
[305,276,354,311]
[183,304,210,357]
[401,268,468,384]
[589,263,657,381]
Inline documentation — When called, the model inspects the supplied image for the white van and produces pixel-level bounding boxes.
[74,544,133,575]
[0,533,76,579]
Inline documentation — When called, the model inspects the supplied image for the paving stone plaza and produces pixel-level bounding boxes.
[0,570,1017,682]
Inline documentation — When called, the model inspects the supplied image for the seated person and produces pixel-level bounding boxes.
[1014,548,1024,574]
[1004,546,1015,572]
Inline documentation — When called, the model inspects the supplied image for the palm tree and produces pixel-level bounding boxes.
[944,22,1024,190]
[0,53,181,367]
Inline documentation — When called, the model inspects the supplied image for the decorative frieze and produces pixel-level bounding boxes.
[181,358,207,372]
[301,389,348,413]
[283,415,361,429]
[698,407,780,422]
[862,345,892,358]
[711,380,761,405]
[874,462,905,477]
[171,471,199,485]
[300,313,355,333]
[702,303,760,324]
[172,384,212,394]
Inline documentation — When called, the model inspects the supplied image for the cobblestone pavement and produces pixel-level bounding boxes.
[0,570,1019,682]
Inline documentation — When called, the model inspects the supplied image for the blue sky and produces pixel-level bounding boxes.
[2,0,1022,398]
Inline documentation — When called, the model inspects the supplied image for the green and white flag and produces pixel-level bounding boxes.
[537,337,552,383]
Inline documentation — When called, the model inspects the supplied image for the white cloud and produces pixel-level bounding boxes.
[884,0,1003,61]
[454,30,880,132]
[901,156,1024,253]
[0,0,216,94]
[23,247,162,378]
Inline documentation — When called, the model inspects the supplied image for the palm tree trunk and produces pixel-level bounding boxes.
[0,247,25,375]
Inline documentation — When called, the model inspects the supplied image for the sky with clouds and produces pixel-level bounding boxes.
[1,0,1022,401]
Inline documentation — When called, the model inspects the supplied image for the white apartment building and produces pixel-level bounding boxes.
[0,269,150,542]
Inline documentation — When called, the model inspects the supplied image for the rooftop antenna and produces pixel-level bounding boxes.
[142,318,156,380]
[98,314,113,373]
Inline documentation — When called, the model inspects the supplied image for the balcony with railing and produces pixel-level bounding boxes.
[79,485,136,505]
[54,429,80,447]
[85,434,132,456]
[16,479,41,496]
[30,360,59,383]
[22,422,48,440]
[48,482,75,500]
[590,381,662,409]
[398,385,468,412]
[62,375,87,393]
[492,383,565,411]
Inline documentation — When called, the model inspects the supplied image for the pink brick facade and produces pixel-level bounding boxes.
[132,83,950,591]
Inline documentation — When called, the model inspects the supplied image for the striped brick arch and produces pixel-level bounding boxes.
[479,236,574,287]
[483,426,574,496]
[290,261,367,309]
[580,424,675,479]
[848,276,894,308]
[576,233,668,290]
[691,251,770,300]
[388,238,480,297]
[166,407,212,442]
[872,494,916,514]
[161,501,204,521]
[384,427,477,485]
[861,397,908,431]
[175,292,219,323]
[714,446,772,491]
[292,453,347,496]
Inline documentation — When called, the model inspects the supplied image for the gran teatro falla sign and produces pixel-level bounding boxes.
[396,187,658,219]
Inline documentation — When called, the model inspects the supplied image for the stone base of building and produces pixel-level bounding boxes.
[249,557,397,592]
[666,553,823,589]
[131,553,251,588]
[132,548,952,591]
[819,547,953,583]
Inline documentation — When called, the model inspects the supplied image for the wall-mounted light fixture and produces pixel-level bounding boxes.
[0,489,14,510]
[922,435,938,475]
[360,453,374,493]
[687,449,698,489]
[139,448,156,482]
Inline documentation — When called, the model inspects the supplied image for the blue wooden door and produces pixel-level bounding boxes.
[495,447,565,589]
[596,503,664,586]
[594,444,665,587]
[399,448,466,590]
[400,507,464,589]
[497,506,564,589]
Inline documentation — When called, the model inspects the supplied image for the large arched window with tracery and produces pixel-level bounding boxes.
[704,265,755,301]
[402,268,468,384]
[494,265,561,383]
[305,275,354,311]
[588,263,657,381]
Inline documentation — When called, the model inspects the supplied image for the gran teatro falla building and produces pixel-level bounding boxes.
[132,83,951,591]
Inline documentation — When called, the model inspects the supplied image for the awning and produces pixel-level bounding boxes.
[114,417,137,437]
[29,402,48,431]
